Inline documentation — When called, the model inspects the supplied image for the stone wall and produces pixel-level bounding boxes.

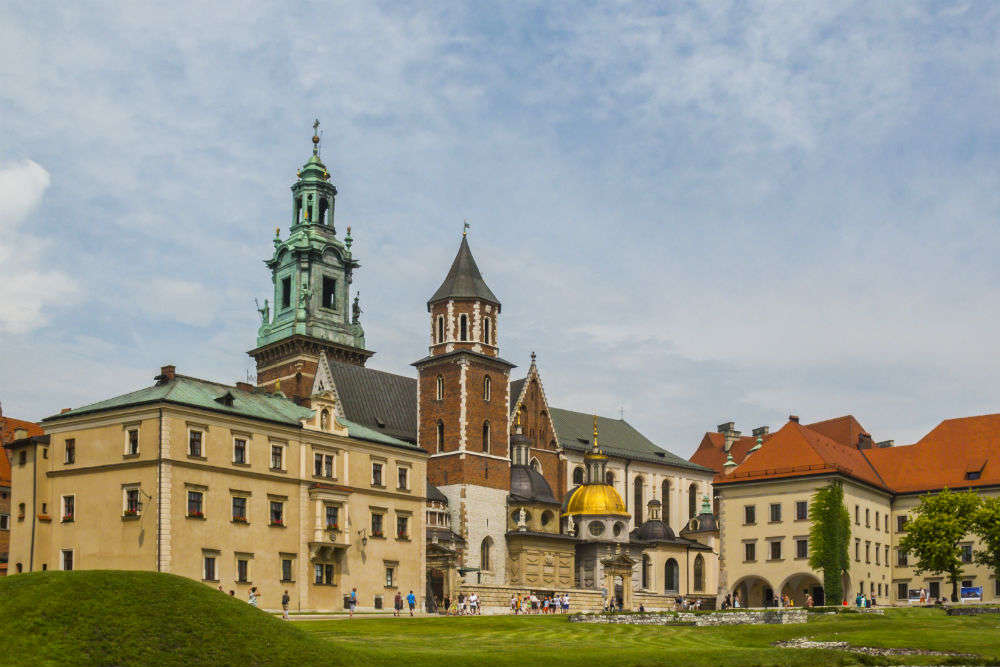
[946,606,1000,616]
[569,608,808,626]
[458,583,605,614]
[633,591,716,611]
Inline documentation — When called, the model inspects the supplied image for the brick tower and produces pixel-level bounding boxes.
[249,122,373,403]
[414,232,515,584]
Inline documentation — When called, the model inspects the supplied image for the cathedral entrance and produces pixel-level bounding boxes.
[429,569,445,608]
[614,576,624,608]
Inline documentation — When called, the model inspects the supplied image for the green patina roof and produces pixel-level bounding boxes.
[549,407,712,473]
[42,374,419,451]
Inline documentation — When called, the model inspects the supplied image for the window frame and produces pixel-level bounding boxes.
[270,444,285,471]
[744,505,756,525]
[269,500,284,526]
[233,437,248,465]
[769,539,782,561]
[123,486,141,517]
[796,538,808,559]
[397,465,409,490]
[744,541,756,562]
[188,429,204,458]
[61,494,75,522]
[126,428,140,456]
[61,549,74,571]
[204,555,217,582]
[232,496,248,523]
[795,500,808,520]
[64,438,76,465]
[371,512,385,538]
[372,461,384,487]
[396,515,409,540]
[769,503,781,523]
[187,490,205,518]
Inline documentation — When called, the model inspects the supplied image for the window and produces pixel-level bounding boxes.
[875,511,880,531]
[18,503,25,519]
[897,583,908,600]
[270,501,284,526]
[875,543,880,564]
[573,467,584,485]
[693,554,704,591]
[634,477,644,526]
[398,466,409,490]
[270,445,284,470]
[688,484,697,519]
[796,539,808,559]
[769,503,781,522]
[315,453,335,478]
[641,554,651,589]
[605,470,615,485]
[885,544,889,564]
[127,429,139,455]
[237,558,249,583]
[795,501,808,520]
[397,515,409,539]
[995,579,1000,597]
[744,505,756,525]
[232,497,247,523]
[929,581,940,599]
[281,558,293,582]
[61,549,74,571]
[865,508,870,527]
[898,548,908,566]
[0,514,9,530]
[62,495,75,522]
[436,375,444,400]
[482,422,490,453]
[865,541,871,563]
[966,470,981,480]
[481,537,492,571]
[436,315,444,344]
[325,505,339,530]
[484,375,491,401]
[18,450,26,465]
[65,439,75,464]
[188,491,204,517]
[204,556,217,581]
[372,462,384,486]
[281,276,292,309]
[189,430,203,457]
[314,453,323,476]
[483,316,492,345]
[233,438,247,464]
[322,276,336,309]
[315,563,334,585]
[769,540,782,560]
[459,314,468,341]
[961,544,973,564]
[662,480,671,519]
[436,421,444,453]
[664,559,679,592]
[125,488,140,515]
[386,566,395,588]
[855,505,860,525]
[744,542,756,561]
[855,538,860,561]
[324,455,334,478]
[371,513,384,537]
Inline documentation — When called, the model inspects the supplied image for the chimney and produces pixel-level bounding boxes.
[752,426,769,438]
[155,365,176,384]
[876,439,894,448]
[235,381,255,393]
[788,415,799,423]
[857,433,874,450]
[60,408,71,414]
[717,421,741,452]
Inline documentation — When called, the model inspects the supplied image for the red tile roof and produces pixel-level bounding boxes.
[0,416,43,485]
[689,432,760,473]
[805,415,869,448]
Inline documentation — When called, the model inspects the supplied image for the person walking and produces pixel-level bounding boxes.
[394,591,403,617]
[407,590,417,616]
[349,587,358,618]
[248,587,259,607]
[281,590,291,620]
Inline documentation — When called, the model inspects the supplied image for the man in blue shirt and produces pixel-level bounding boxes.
[406,590,416,616]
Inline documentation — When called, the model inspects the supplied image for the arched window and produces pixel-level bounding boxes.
[572,466,584,485]
[605,470,615,485]
[483,316,492,345]
[436,375,444,400]
[688,483,698,519]
[480,537,492,571]
[319,197,329,225]
[436,315,444,344]
[664,559,679,593]
[661,480,671,524]
[436,421,444,453]
[633,477,644,526]
[484,375,491,402]
[530,458,541,474]
[693,554,704,591]
[641,554,651,589]
[482,421,490,453]
[459,314,468,341]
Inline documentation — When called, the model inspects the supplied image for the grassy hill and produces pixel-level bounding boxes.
[0,570,342,667]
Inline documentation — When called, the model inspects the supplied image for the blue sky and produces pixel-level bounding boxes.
[1,2,999,455]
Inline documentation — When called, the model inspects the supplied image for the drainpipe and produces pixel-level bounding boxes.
[157,408,162,572]
[29,441,37,572]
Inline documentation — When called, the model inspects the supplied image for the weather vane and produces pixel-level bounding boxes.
[463,219,470,237]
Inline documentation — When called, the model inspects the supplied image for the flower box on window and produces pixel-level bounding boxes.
[232,516,248,524]
[188,510,204,518]
[62,514,74,522]
[372,531,384,538]
[123,509,138,517]
[326,523,339,532]
[270,520,284,527]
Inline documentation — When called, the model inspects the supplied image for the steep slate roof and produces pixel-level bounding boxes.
[805,415,869,448]
[41,373,419,451]
[428,236,499,306]
[509,378,526,416]
[549,407,712,473]
[0,416,43,485]
[715,419,887,490]
[326,361,418,443]
[865,413,1000,494]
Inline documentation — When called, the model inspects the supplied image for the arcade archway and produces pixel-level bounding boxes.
[779,572,824,606]
[732,575,774,607]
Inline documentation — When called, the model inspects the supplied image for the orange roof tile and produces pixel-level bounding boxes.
[0,416,43,485]
[805,415,870,448]
[689,431,760,473]
[715,420,888,490]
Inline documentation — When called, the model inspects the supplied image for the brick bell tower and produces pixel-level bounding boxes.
[414,231,515,584]
[249,121,373,404]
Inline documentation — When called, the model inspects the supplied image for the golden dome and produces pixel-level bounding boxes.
[563,484,629,517]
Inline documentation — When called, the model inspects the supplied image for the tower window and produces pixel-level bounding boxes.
[436,421,444,453]
[281,277,292,309]
[436,375,444,400]
[295,197,302,223]
[572,467,584,485]
[319,198,329,226]
[459,314,468,341]
[436,315,445,344]
[483,317,492,345]
[484,375,491,402]
[482,421,490,453]
[322,276,336,309]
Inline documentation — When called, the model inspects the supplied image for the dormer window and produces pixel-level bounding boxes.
[215,391,236,407]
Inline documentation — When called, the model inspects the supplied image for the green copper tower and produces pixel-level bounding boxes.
[249,122,372,401]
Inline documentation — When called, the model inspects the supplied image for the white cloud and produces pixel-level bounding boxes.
[0,160,79,334]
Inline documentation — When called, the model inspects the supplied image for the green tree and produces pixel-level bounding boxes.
[898,489,981,602]
[973,496,1000,582]
[808,481,851,605]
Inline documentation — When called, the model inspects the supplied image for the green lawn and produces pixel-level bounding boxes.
[302,609,1000,667]
[3,571,1000,666]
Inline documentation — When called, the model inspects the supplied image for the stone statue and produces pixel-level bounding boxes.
[352,293,362,324]
[254,298,270,325]
[320,410,329,430]
[298,280,313,311]
[517,508,527,530]
[566,515,576,535]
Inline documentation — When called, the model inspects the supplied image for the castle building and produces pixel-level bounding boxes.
[0,412,43,575]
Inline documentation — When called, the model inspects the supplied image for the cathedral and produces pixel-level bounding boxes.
[250,126,720,611]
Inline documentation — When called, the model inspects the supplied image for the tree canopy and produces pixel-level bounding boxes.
[808,480,851,605]
[973,496,1000,581]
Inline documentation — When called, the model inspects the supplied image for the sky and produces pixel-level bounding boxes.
[1,2,999,456]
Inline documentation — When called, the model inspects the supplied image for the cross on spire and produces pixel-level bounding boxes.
[463,219,470,237]
[312,119,320,155]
